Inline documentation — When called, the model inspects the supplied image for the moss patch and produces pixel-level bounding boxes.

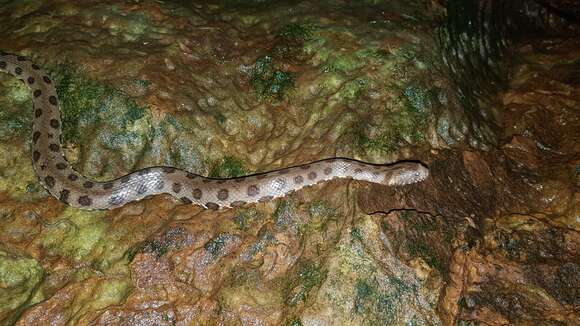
[209,156,246,178]
[352,85,430,153]
[285,260,326,306]
[0,76,31,139]
[37,208,108,262]
[0,251,43,321]
[49,62,147,144]
[233,208,265,231]
[250,56,295,100]
[0,144,41,201]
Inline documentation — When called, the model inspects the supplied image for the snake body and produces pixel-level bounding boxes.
[0,53,429,210]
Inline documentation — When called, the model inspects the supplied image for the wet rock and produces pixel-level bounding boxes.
[0,0,579,325]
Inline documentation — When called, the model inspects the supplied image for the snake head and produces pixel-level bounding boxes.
[384,162,429,186]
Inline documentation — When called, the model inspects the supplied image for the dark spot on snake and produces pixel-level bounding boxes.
[258,195,273,203]
[32,151,40,162]
[0,61,6,69]
[108,195,124,206]
[192,188,202,199]
[59,189,70,203]
[48,96,57,106]
[324,167,332,175]
[32,64,40,70]
[49,143,59,152]
[155,180,164,190]
[275,178,287,188]
[172,183,182,193]
[216,180,226,184]
[83,181,94,188]
[308,171,317,180]
[294,175,303,184]
[231,200,246,208]
[27,77,35,84]
[68,173,78,181]
[162,167,176,173]
[186,173,197,179]
[119,175,131,183]
[33,89,42,97]
[14,67,22,75]
[300,165,311,170]
[56,162,67,170]
[217,189,229,201]
[47,133,53,138]
[206,202,219,210]
[44,176,55,188]
[103,182,114,190]
[247,185,259,197]
[40,164,46,170]
[354,168,362,173]
[32,131,40,143]
[137,168,151,175]
[35,109,42,117]
[49,119,59,128]
[43,76,51,84]
[17,56,26,61]
[137,184,148,194]
[181,197,192,204]
[78,195,92,206]
[256,174,266,180]
[234,177,245,183]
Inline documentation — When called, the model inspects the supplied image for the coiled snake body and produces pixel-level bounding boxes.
[0,53,429,210]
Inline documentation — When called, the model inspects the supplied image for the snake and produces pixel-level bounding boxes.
[0,52,429,210]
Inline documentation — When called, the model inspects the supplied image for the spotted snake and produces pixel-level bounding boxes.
[0,53,429,210]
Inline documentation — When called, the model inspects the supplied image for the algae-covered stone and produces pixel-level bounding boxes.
[0,251,43,322]
[36,208,108,262]
[300,215,441,325]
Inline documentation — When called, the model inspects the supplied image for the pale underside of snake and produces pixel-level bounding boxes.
[0,52,429,210]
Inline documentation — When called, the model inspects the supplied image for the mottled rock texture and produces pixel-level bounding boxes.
[0,0,578,325]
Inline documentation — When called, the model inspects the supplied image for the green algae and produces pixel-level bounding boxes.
[209,155,246,178]
[233,208,265,231]
[250,56,295,100]
[272,23,315,59]
[219,280,283,321]
[306,201,335,231]
[351,84,430,153]
[0,144,41,201]
[0,251,43,321]
[141,239,170,258]
[49,62,148,144]
[350,227,364,242]
[67,278,132,324]
[273,199,297,228]
[288,319,303,326]
[204,234,232,258]
[38,208,108,262]
[312,215,438,324]
[285,260,326,306]
[0,76,31,139]
[87,278,131,311]
[278,23,314,42]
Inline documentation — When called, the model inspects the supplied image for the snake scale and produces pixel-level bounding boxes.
[0,52,429,210]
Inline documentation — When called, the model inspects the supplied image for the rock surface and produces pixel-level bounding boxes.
[0,1,578,325]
